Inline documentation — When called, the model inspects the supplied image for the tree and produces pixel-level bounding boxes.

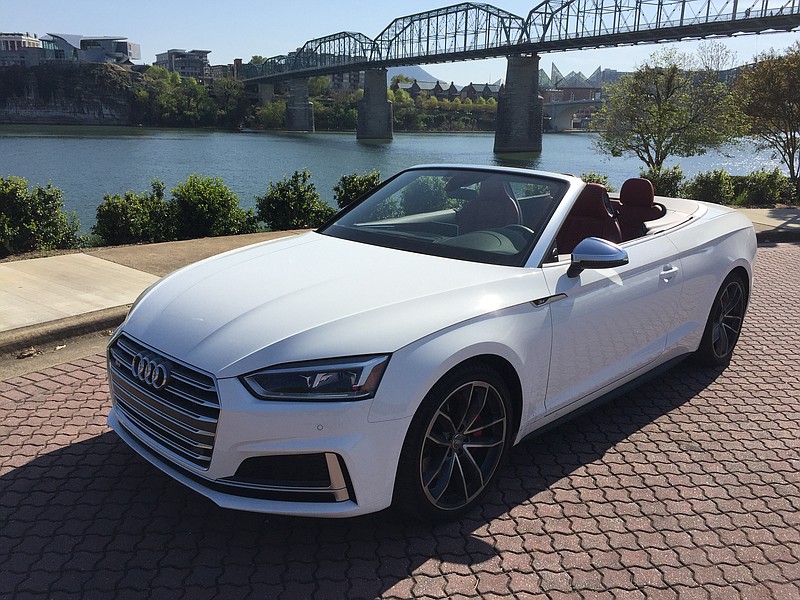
[735,42,800,199]
[333,171,382,208]
[308,75,330,97]
[250,55,267,65]
[591,48,745,173]
[256,170,337,230]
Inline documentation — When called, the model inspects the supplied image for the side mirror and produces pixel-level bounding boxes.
[567,237,629,277]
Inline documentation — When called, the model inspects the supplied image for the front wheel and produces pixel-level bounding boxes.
[393,364,514,521]
[694,272,748,366]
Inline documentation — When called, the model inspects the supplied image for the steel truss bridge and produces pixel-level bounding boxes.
[243,0,800,82]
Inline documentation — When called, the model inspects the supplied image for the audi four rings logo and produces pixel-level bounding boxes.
[131,353,170,390]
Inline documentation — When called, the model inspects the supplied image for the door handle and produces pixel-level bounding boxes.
[660,265,679,282]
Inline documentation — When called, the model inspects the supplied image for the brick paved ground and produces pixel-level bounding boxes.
[1,243,799,600]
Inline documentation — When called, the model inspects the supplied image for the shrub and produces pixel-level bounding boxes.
[401,176,451,214]
[333,170,382,208]
[732,168,794,206]
[0,176,80,257]
[93,179,172,245]
[170,174,258,240]
[256,169,337,230]
[681,169,735,205]
[641,165,685,197]
[580,172,617,193]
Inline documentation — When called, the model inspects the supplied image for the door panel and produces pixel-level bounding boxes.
[542,236,683,413]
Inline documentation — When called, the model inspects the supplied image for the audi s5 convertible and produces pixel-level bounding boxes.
[107,165,756,520]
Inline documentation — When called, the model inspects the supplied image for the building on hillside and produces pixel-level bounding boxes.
[46,34,141,64]
[155,49,212,83]
[0,32,60,66]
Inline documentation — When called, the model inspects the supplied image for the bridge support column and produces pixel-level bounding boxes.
[285,79,314,132]
[357,69,393,140]
[257,83,274,105]
[494,54,543,153]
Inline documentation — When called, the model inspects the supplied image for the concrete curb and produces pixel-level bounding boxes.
[0,305,128,356]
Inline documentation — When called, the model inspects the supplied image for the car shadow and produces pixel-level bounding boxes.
[0,360,725,598]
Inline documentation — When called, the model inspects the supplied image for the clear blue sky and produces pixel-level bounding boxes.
[2,0,798,83]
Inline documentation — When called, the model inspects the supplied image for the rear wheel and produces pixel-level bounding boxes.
[394,364,514,521]
[694,272,748,366]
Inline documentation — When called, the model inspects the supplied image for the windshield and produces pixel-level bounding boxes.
[320,168,569,267]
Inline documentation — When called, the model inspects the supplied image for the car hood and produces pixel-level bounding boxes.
[121,232,545,377]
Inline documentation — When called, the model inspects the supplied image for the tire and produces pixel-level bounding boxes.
[694,272,748,366]
[393,364,514,521]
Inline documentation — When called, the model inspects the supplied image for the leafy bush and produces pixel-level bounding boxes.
[401,176,451,214]
[170,174,258,239]
[641,165,685,197]
[256,169,337,230]
[731,168,794,206]
[0,176,80,257]
[252,100,286,129]
[580,172,617,193]
[93,180,172,245]
[681,169,735,205]
[333,170,382,208]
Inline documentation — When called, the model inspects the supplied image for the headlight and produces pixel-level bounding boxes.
[241,355,390,401]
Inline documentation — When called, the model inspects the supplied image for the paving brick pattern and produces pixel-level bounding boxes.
[1,243,799,599]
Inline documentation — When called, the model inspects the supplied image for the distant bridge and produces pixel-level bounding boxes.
[243,0,800,152]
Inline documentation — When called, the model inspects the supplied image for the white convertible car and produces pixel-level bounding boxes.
[107,165,756,520]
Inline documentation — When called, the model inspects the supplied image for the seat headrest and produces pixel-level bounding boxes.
[620,178,655,208]
[573,183,614,220]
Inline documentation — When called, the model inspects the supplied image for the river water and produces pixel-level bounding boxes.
[0,124,778,231]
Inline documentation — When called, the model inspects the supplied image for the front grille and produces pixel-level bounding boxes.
[108,334,219,470]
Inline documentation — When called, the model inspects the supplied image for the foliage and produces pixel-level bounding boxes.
[0,176,80,257]
[250,55,267,65]
[313,101,358,130]
[308,76,331,98]
[333,171,382,208]
[592,48,745,172]
[682,169,735,205]
[732,168,795,206]
[170,174,258,239]
[93,180,172,245]
[401,176,452,214]
[210,77,250,128]
[735,42,800,197]
[131,66,217,127]
[640,165,685,198]
[253,100,286,129]
[256,170,337,230]
[580,172,616,193]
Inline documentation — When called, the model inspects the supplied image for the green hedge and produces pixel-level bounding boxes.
[0,176,81,257]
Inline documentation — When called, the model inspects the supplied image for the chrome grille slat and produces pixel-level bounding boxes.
[108,334,220,470]
[111,376,216,443]
[110,363,217,426]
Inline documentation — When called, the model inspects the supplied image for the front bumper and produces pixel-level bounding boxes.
[107,335,410,518]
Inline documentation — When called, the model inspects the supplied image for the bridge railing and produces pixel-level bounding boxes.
[527,0,800,43]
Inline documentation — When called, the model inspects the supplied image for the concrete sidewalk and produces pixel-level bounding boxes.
[0,230,305,355]
[0,209,798,355]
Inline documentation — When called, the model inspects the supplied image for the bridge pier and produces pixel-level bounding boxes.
[285,79,315,132]
[494,54,543,153]
[257,83,274,105]
[357,69,393,140]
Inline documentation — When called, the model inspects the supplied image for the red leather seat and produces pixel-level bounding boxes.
[457,179,521,234]
[556,183,622,255]
[616,178,664,241]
